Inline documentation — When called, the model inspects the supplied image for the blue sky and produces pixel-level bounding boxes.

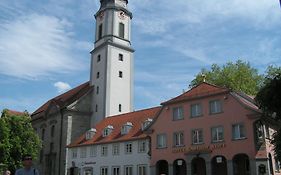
[0,0,280,113]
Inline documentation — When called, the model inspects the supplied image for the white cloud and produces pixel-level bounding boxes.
[54,81,71,93]
[0,13,86,80]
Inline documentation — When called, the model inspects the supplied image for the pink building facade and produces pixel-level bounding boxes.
[148,83,280,175]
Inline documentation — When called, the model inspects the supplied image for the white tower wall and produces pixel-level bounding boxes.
[90,0,134,126]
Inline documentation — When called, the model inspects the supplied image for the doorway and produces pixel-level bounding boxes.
[191,157,206,175]
[211,156,227,175]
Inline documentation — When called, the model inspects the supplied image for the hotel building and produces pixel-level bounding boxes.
[147,82,280,175]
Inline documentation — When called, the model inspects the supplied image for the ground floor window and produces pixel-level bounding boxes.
[138,165,147,175]
[124,165,133,175]
[101,167,108,175]
[112,166,120,175]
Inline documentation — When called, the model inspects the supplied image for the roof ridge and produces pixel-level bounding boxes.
[32,81,90,116]
[105,106,161,119]
[162,82,229,105]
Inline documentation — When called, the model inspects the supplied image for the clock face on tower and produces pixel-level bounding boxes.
[118,11,126,20]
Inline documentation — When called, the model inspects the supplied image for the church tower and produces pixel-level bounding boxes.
[90,0,134,125]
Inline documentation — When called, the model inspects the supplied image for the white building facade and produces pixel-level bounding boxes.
[90,0,134,126]
[68,139,150,175]
[67,107,161,175]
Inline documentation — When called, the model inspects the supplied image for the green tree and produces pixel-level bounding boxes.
[0,109,41,173]
[256,68,281,161]
[190,60,263,95]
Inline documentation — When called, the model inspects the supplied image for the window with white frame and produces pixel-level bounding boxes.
[90,146,97,157]
[72,148,77,158]
[211,126,224,142]
[232,123,246,139]
[103,125,113,137]
[174,132,184,146]
[101,167,108,175]
[113,144,119,155]
[125,143,132,154]
[173,107,184,120]
[124,166,133,175]
[191,103,202,117]
[112,166,120,175]
[80,147,87,158]
[210,100,222,114]
[142,118,152,131]
[192,129,203,144]
[101,145,108,156]
[121,123,133,135]
[157,134,167,148]
[138,165,147,175]
[138,140,146,153]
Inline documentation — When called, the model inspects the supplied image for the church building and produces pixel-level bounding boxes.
[31,0,134,174]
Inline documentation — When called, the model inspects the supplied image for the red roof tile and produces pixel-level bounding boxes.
[162,82,229,105]
[31,81,91,119]
[5,109,26,116]
[68,106,161,147]
[231,92,260,112]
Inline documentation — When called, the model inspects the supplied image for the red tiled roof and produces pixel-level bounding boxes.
[31,81,91,119]
[5,109,26,116]
[162,82,229,105]
[231,92,260,112]
[68,106,161,148]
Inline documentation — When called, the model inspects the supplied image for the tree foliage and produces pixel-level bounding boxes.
[0,109,41,173]
[256,67,281,160]
[189,60,263,95]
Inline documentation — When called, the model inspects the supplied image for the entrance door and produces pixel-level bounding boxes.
[156,160,169,175]
[211,156,227,175]
[233,154,250,175]
[192,157,206,175]
[173,159,187,175]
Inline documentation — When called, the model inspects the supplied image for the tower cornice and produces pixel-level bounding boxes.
[90,40,135,54]
[95,6,133,19]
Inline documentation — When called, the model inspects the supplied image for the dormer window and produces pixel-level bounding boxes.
[121,122,133,135]
[86,128,97,140]
[142,118,153,131]
[103,125,114,137]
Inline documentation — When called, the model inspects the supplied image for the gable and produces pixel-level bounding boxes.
[162,82,229,105]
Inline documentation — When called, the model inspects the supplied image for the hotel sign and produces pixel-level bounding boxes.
[172,143,226,154]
